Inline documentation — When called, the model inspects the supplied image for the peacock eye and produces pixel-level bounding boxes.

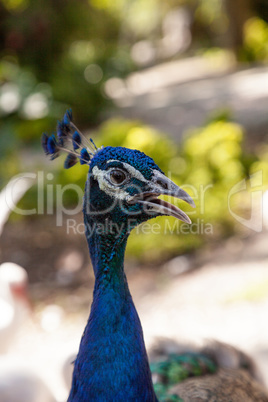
[109,169,127,185]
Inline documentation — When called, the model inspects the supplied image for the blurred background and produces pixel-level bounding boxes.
[0,0,268,400]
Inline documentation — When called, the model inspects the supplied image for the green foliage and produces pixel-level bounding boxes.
[0,59,59,184]
[97,118,176,172]
[0,0,140,189]
[243,17,268,61]
[181,119,245,227]
[95,115,261,262]
[0,0,135,133]
[250,144,268,185]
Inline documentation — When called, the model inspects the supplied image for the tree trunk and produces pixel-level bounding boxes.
[224,0,254,60]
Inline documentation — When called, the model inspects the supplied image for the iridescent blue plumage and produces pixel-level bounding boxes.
[57,121,68,146]
[64,154,78,169]
[43,111,268,402]
[42,111,195,402]
[66,145,162,401]
[63,108,73,125]
[41,133,49,155]
[80,148,90,164]
[42,109,100,167]
[47,134,58,155]
[90,146,163,180]
[72,131,82,150]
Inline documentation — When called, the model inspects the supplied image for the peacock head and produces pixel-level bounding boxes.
[42,110,195,232]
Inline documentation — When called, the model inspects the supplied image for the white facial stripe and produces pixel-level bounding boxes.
[107,160,149,184]
[92,160,151,202]
[92,165,130,200]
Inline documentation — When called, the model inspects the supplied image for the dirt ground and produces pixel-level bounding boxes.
[110,58,268,144]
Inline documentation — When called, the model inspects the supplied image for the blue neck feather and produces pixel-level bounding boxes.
[68,213,157,402]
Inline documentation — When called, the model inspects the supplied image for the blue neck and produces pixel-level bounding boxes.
[68,216,157,402]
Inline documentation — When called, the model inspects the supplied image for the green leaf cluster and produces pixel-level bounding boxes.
[95,114,266,262]
[243,17,268,61]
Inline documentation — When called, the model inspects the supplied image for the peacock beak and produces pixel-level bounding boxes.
[128,170,195,224]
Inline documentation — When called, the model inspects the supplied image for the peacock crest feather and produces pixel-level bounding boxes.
[42,109,102,168]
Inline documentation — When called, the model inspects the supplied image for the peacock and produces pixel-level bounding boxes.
[42,110,268,402]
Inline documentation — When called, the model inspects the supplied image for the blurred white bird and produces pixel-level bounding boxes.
[0,358,56,402]
[0,262,31,354]
[0,175,34,237]
[62,353,76,392]
[0,177,57,401]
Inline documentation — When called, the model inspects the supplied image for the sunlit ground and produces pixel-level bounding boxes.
[106,58,268,140]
